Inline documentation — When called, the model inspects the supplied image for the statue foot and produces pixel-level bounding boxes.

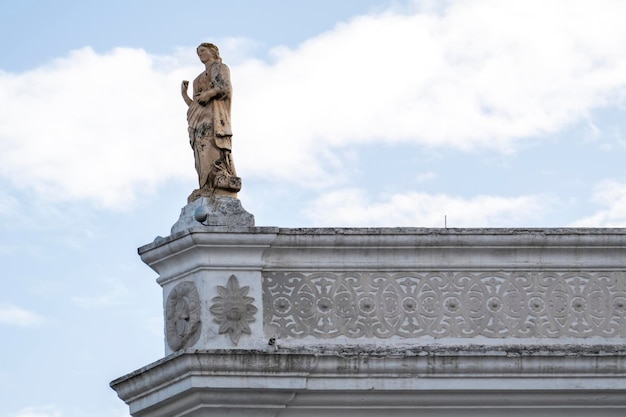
[187,176,242,203]
[214,175,241,192]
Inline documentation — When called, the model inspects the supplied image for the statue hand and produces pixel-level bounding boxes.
[195,91,212,105]
[181,80,193,106]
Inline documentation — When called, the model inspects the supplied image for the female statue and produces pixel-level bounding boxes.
[181,43,241,201]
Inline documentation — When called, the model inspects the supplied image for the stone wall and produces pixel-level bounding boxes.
[112,227,626,416]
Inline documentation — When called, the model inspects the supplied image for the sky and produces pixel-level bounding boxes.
[2,0,626,416]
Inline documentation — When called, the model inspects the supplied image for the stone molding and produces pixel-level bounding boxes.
[139,227,626,281]
[139,228,278,285]
[137,228,626,350]
[263,271,626,340]
[114,227,626,416]
[264,228,626,271]
[110,348,626,417]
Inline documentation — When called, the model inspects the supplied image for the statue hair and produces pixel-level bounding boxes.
[197,43,222,62]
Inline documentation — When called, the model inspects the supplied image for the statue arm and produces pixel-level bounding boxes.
[194,63,232,105]
[181,80,193,106]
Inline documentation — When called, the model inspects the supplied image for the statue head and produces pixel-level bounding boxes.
[197,43,221,63]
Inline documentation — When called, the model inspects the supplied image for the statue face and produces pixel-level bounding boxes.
[197,46,215,64]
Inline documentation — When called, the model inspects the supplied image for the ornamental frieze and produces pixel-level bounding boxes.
[263,271,626,339]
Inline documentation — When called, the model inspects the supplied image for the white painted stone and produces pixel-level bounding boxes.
[111,347,626,417]
[112,227,626,416]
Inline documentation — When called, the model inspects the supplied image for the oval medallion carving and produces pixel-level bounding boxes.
[166,281,201,351]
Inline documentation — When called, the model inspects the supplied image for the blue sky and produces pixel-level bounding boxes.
[2,1,626,416]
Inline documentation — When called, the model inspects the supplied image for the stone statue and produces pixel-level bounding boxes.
[181,43,241,202]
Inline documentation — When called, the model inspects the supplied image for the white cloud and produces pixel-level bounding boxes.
[9,403,130,417]
[0,304,44,326]
[2,1,626,207]
[302,188,548,227]
[10,406,61,417]
[0,192,22,229]
[570,180,626,227]
[235,0,626,181]
[71,277,130,309]
[0,47,193,209]
[413,171,437,183]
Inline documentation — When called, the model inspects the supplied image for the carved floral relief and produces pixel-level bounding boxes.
[263,271,626,339]
[210,275,257,345]
[165,281,202,351]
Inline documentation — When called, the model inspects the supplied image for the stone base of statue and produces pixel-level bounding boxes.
[171,196,254,234]
[188,176,242,202]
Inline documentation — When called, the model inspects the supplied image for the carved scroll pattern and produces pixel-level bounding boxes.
[263,272,626,339]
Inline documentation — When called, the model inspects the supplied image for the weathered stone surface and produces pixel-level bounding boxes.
[111,348,626,417]
[170,196,254,234]
[113,227,626,416]
[138,227,626,352]
[181,43,241,200]
[165,281,201,351]
[210,274,258,345]
[264,270,626,340]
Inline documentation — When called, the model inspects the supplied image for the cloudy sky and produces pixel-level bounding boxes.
[2,0,626,416]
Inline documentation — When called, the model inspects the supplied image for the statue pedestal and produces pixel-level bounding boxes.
[112,227,626,416]
[170,196,254,234]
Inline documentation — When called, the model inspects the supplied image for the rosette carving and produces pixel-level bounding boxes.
[210,275,257,345]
